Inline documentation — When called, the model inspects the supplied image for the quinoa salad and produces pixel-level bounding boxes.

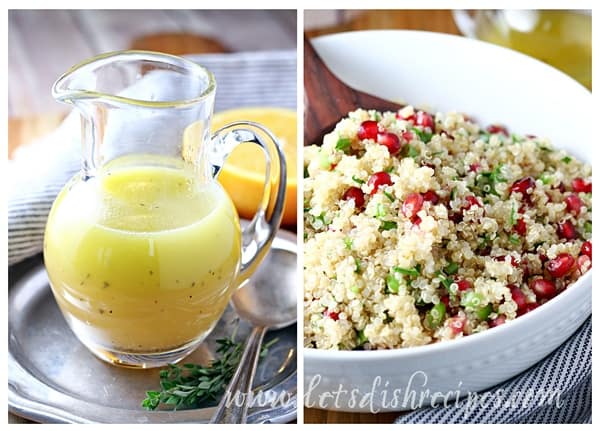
[304,105,592,350]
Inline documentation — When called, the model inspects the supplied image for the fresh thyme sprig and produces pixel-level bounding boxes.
[141,328,278,411]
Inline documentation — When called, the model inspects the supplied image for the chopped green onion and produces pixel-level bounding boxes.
[411,127,433,144]
[304,166,309,178]
[509,234,520,245]
[461,291,485,310]
[344,237,353,250]
[352,175,365,185]
[383,191,395,202]
[376,203,386,219]
[386,273,400,293]
[477,303,493,320]
[538,172,553,185]
[349,285,360,294]
[314,212,331,227]
[511,133,523,143]
[444,262,459,275]
[584,221,592,234]
[318,151,332,169]
[380,221,398,231]
[335,137,352,152]
[385,166,394,173]
[425,302,446,330]
[374,112,382,122]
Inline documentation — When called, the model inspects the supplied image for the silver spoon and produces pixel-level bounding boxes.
[210,247,297,424]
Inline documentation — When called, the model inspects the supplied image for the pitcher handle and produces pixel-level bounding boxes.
[209,121,287,283]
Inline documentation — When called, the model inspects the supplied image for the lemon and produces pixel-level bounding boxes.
[211,107,297,227]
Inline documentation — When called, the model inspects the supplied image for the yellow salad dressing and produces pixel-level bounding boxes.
[44,156,241,353]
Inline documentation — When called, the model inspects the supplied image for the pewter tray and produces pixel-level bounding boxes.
[8,233,297,423]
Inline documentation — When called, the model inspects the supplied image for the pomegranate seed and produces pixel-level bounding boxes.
[565,194,583,215]
[342,187,365,208]
[577,255,591,273]
[464,195,482,210]
[422,190,440,204]
[514,218,527,236]
[357,120,379,141]
[510,285,528,311]
[456,279,472,292]
[396,112,415,122]
[367,172,392,195]
[486,124,509,136]
[555,182,566,193]
[401,131,414,141]
[557,220,578,240]
[489,315,506,328]
[323,309,339,321]
[469,163,481,173]
[440,295,450,308]
[572,178,592,193]
[529,278,557,299]
[402,192,424,218]
[518,302,540,316]
[494,255,519,267]
[546,253,575,277]
[415,111,434,129]
[412,215,422,226]
[510,177,536,196]
[448,316,466,334]
[377,132,402,155]
[581,241,592,259]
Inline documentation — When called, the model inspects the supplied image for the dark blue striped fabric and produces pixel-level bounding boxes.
[396,318,591,424]
[8,50,296,266]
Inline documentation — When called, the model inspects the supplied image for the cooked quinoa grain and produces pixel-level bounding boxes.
[304,107,592,350]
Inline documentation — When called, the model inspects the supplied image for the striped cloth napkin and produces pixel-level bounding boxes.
[8,50,296,266]
[396,318,591,424]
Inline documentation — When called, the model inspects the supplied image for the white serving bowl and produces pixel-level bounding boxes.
[303,30,592,413]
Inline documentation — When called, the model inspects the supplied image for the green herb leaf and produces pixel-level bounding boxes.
[380,220,398,231]
[383,191,395,202]
[357,330,368,345]
[344,237,353,250]
[354,258,362,274]
[406,144,419,159]
[352,175,365,185]
[509,202,517,226]
[411,127,433,144]
[335,137,352,152]
[142,329,277,410]
[509,234,520,245]
[444,262,459,276]
[561,156,572,164]
[584,220,592,234]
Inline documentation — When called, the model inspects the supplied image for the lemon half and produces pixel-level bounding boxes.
[212,107,297,227]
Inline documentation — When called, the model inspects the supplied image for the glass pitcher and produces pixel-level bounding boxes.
[43,51,287,368]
